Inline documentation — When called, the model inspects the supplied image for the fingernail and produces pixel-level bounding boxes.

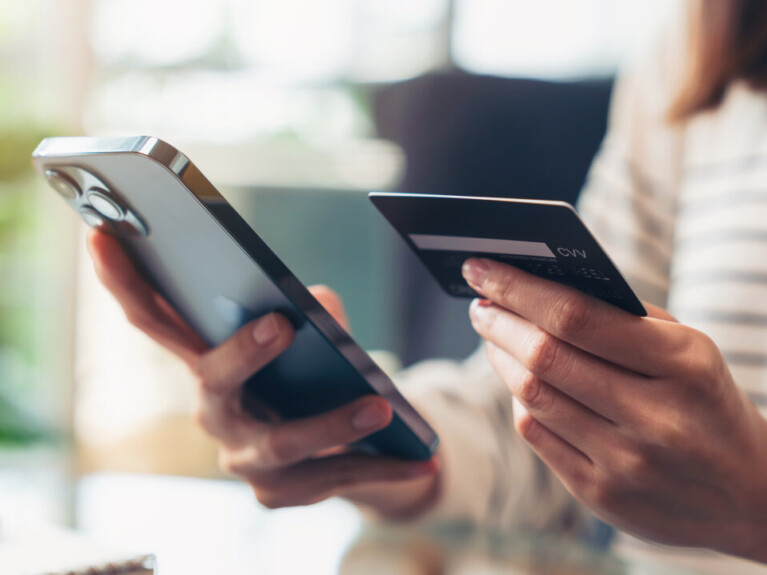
[253,314,279,346]
[462,259,489,289]
[471,298,492,311]
[352,403,388,431]
[469,298,491,322]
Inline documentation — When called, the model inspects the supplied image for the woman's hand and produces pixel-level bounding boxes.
[463,258,767,562]
[86,230,440,518]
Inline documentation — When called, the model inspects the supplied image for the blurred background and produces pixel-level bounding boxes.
[0,0,678,531]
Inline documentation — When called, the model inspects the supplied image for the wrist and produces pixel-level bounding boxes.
[346,469,442,522]
[722,412,767,563]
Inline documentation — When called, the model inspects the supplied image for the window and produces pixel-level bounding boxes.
[453,0,681,79]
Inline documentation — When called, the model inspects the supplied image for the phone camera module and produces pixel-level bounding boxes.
[45,169,81,200]
[86,188,125,221]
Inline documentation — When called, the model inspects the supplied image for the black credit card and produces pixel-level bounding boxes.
[370,193,647,316]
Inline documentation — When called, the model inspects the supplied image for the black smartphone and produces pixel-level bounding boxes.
[370,192,646,317]
[33,136,438,461]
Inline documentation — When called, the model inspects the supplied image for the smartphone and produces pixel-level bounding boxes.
[370,192,646,317]
[33,136,438,461]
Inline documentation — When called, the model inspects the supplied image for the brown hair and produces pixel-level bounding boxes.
[669,0,767,121]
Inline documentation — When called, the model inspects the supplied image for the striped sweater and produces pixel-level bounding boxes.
[398,16,767,574]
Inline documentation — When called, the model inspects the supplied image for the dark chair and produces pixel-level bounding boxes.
[373,72,614,365]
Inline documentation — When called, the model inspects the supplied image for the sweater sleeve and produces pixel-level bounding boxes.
[395,348,587,535]
[576,25,685,307]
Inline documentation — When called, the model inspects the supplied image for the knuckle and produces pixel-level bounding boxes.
[192,405,215,435]
[588,480,620,512]
[219,448,260,477]
[673,328,727,399]
[668,324,697,359]
[551,295,592,340]
[618,447,653,484]
[587,467,630,511]
[566,462,592,494]
[253,488,286,510]
[514,411,543,443]
[678,331,699,369]
[695,338,727,392]
[124,308,150,331]
[516,371,554,412]
[218,451,238,475]
[262,428,292,467]
[495,274,517,306]
[654,419,687,451]
[331,458,358,490]
[189,355,219,395]
[524,330,560,377]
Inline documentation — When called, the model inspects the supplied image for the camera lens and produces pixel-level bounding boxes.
[87,188,125,221]
[45,169,81,200]
[78,206,107,229]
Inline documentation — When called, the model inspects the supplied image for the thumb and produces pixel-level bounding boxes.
[309,285,351,332]
[644,302,678,322]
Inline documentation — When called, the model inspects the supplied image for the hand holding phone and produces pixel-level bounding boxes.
[33,136,437,462]
[34,136,440,516]
[88,230,440,516]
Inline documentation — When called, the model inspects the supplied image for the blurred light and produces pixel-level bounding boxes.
[91,0,224,66]
[453,0,682,79]
[359,0,447,32]
[84,71,370,142]
[231,0,354,82]
[352,0,449,81]
[0,0,35,45]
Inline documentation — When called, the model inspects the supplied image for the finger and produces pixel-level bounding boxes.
[87,230,207,364]
[471,301,649,424]
[309,285,350,331]
[485,342,618,460]
[463,258,685,375]
[511,397,594,498]
[645,302,678,322]
[192,313,295,442]
[194,312,295,398]
[220,395,393,471]
[247,454,439,509]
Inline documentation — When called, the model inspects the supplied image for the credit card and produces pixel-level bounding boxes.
[370,192,646,316]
